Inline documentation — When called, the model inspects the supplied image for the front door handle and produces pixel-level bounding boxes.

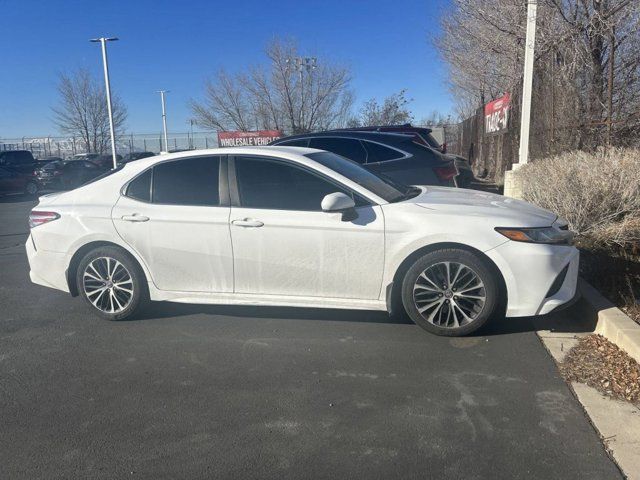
[122,214,150,222]
[232,218,264,228]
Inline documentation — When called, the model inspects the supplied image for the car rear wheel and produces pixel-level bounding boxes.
[76,246,148,320]
[24,181,38,196]
[401,248,498,336]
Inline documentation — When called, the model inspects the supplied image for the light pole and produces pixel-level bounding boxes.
[157,90,170,153]
[504,0,537,199]
[90,37,119,169]
[517,0,537,166]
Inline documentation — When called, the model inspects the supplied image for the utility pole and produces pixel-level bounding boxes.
[286,56,317,132]
[157,90,170,153]
[517,0,537,166]
[503,0,537,199]
[90,37,119,169]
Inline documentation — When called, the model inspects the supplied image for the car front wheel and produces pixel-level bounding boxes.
[76,246,148,320]
[401,248,499,336]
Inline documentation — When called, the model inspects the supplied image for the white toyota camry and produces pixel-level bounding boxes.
[26,147,579,336]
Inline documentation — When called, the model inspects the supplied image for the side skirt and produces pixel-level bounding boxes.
[148,285,388,312]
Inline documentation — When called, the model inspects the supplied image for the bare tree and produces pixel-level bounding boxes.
[190,38,354,134]
[436,0,640,151]
[52,68,127,154]
[418,110,455,127]
[352,89,414,126]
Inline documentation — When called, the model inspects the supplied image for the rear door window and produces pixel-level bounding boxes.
[308,137,367,164]
[152,156,220,206]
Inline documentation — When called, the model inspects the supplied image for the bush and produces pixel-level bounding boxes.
[517,148,640,247]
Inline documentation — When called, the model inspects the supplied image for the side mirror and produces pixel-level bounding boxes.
[321,192,358,221]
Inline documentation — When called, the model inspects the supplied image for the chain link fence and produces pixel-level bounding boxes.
[0,132,220,159]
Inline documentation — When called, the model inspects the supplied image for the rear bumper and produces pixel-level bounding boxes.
[25,235,70,293]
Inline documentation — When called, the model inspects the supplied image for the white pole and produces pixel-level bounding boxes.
[92,38,119,169]
[517,0,537,166]
[158,90,169,153]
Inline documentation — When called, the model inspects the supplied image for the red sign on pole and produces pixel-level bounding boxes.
[217,130,283,147]
[484,93,511,134]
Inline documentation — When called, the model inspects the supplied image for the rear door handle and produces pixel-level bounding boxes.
[121,214,149,222]
[232,218,264,228]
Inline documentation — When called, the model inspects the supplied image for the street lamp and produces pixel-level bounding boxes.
[90,37,119,169]
[157,90,170,153]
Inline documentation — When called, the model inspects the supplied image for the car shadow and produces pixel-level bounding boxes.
[127,298,596,338]
[473,300,597,337]
[0,194,37,204]
[131,302,414,325]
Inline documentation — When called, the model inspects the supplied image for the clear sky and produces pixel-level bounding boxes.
[1,0,453,138]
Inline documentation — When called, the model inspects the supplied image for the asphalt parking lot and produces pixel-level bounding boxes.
[0,195,622,479]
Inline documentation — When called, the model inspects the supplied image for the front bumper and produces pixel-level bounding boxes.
[485,241,580,317]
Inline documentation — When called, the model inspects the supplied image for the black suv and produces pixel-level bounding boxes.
[270,131,458,187]
[0,150,38,174]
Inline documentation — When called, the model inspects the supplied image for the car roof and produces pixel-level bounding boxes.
[272,130,416,145]
[122,146,321,169]
[0,150,32,155]
[334,124,434,134]
[115,146,389,205]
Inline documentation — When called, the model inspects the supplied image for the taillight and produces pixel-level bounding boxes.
[29,211,60,228]
[441,142,447,153]
[433,164,458,182]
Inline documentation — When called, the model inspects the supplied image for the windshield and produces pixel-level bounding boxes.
[306,151,410,202]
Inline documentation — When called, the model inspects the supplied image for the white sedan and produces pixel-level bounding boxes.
[26,147,578,336]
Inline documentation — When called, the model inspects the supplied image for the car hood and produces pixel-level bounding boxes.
[407,186,558,227]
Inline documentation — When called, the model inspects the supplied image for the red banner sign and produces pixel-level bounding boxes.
[484,93,511,134]
[217,130,283,147]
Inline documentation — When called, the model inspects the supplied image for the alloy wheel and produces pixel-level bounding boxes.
[413,261,486,328]
[83,256,134,313]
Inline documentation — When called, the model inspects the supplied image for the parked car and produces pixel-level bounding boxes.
[26,147,578,336]
[34,160,108,191]
[0,150,38,174]
[120,152,155,164]
[270,131,458,187]
[72,153,101,162]
[337,123,445,151]
[36,156,64,166]
[71,153,122,168]
[337,124,475,188]
[0,166,39,196]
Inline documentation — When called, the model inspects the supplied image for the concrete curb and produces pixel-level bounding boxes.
[576,278,640,364]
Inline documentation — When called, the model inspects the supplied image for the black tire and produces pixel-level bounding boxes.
[400,248,499,336]
[76,246,148,320]
[24,181,38,197]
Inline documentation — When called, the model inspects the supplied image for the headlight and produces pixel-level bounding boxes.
[495,226,574,245]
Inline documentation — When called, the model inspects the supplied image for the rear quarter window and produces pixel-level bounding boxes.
[363,141,403,162]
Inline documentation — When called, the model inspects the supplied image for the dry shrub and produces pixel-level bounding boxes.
[517,148,640,247]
